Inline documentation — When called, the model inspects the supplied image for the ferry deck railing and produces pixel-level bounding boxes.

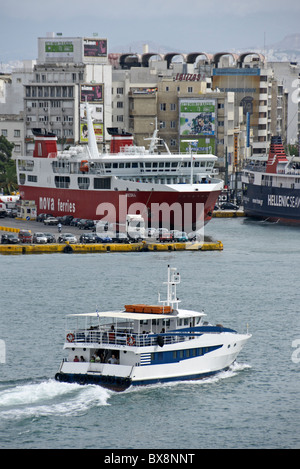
[65,325,233,348]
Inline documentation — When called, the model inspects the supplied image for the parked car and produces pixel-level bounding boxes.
[18,230,32,243]
[70,218,81,227]
[111,233,130,244]
[146,228,157,237]
[36,213,47,222]
[95,234,112,243]
[220,202,239,210]
[44,216,59,225]
[1,233,19,244]
[32,232,48,244]
[7,208,18,218]
[156,229,173,242]
[58,233,77,244]
[172,231,188,242]
[60,215,74,225]
[44,232,56,243]
[79,233,97,243]
[78,219,95,230]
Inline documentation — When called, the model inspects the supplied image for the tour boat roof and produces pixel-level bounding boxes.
[67,308,206,320]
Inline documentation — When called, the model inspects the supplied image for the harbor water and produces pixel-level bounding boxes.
[0,217,299,449]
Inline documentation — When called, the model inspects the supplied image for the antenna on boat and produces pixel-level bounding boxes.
[159,265,181,311]
[145,118,171,155]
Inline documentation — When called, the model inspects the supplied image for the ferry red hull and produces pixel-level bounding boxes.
[18,185,221,229]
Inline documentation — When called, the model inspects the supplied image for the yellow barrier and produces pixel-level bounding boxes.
[0,226,20,232]
[0,240,223,254]
[213,211,245,218]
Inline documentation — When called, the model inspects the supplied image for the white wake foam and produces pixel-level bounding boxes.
[0,379,111,421]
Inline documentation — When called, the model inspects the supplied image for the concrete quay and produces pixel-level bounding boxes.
[0,217,223,254]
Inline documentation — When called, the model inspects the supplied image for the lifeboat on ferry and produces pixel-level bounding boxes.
[80,160,89,173]
[124,304,172,314]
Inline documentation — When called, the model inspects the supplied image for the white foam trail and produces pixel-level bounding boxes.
[128,362,252,393]
[0,379,111,421]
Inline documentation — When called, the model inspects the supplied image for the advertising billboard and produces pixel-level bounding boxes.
[80,84,104,103]
[180,99,216,136]
[45,41,74,58]
[84,39,107,57]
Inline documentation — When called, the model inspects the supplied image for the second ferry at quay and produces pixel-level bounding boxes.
[16,103,223,231]
[242,136,300,224]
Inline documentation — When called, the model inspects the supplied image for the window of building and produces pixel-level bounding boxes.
[170,103,176,111]
[160,103,167,111]
[14,130,21,137]
[187,87,193,93]
[1,129,7,137]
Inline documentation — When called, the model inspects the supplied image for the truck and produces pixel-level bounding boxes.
[126,214,145,241]
[95,214,145,242]
[0,202,7,218]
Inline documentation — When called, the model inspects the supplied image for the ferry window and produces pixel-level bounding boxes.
[153,162,158,168]
[113,163,118,169]
[125,163,131,168]
[19,173,26,184]
[119,163,124,168]
[145,162,151,168]
[78,177,90,189]
[179,350,184,359]
[184,318,189,326]
[94,178,111,189]
[54,176,70,188]
[28,175,37,182]
[186,350,190,358]
[165,162,170,167]
[171,162,177,167]
[139,162,144,168]
[132,163,138,168]
[105,163,111,168]
[159,162,164,168]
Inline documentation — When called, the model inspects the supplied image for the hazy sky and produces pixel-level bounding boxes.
[1,0,300,62]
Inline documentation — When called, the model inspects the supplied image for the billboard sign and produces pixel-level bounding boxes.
[80,84,103,103]
[180,99,216,136]
[84,39,107,57]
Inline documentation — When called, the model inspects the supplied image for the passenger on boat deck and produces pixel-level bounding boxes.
[73,356,79,362]
[80,356,85,362]
[108,354,118,364]
[95,354,101,362]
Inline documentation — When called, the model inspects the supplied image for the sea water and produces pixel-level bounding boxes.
[0,217,299,449]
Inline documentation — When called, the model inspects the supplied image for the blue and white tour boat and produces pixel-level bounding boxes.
[55,266,251,391]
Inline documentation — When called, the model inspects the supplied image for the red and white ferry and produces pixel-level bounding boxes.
[16,104,223,232]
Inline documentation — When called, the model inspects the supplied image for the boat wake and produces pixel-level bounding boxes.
[0,379,111,421]
[126,362,252,393]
